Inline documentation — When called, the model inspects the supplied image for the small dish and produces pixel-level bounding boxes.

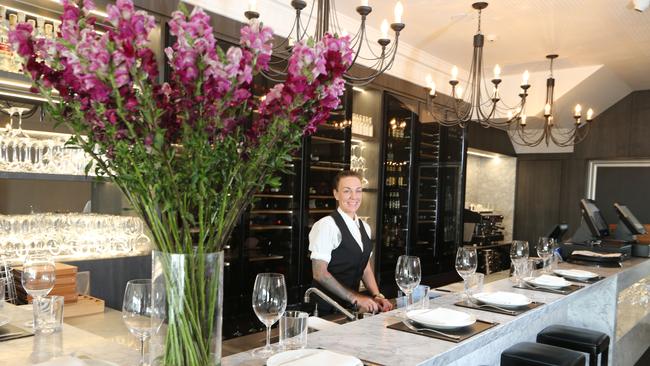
[524,275,571,289]
[406,307,476,330]
[553,269,598,281]
[472,291,532,309]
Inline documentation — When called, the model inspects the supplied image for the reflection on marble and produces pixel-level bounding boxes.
[0,305,140,366]
[465,154,516,242]
[222,259,650,366]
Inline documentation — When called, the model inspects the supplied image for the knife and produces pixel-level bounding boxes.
[0,332,25,340]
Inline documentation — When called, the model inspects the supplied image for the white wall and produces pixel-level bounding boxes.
[465,154,517,242]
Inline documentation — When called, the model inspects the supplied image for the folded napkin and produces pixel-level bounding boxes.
[307,316,340,331]
[572,250,622,258]
[278,350,359,366]
[34,356,118,366]
[409,307,472,325]
[34,356,88,366]
[556,269,597,278]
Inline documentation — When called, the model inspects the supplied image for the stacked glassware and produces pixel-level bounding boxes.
[0,213,151,263]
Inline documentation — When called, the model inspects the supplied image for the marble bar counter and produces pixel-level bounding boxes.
[223,258,650,366]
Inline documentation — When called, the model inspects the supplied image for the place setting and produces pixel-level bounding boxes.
[387,251,498,343]
[552,268,605,284]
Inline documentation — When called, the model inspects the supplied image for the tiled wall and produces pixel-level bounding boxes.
[465,154,517,242]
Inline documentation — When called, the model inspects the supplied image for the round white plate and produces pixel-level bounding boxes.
[84,360,120,366]
[407,308,476,330]
[266,349,362,366]
[0,315,10,328]
[524,275,571,289]
[553,269,598,280]
[473,291,532,309]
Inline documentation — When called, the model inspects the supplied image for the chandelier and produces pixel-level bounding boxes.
[509,54,594,147]
[423,2,529,128]
[244,0,405,85]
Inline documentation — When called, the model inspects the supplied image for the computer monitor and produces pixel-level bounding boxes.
[548,223,569,242]
[613,203,647,241]
[571,199,610,244]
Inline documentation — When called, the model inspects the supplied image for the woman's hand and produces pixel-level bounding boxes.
[374,297,393,312]
[354,294,379,313]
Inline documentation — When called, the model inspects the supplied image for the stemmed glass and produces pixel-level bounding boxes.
[2,107,16,135]
[395,255,421,311]
[122,279,163,366]
[21,252,56,328]
[251,273,287,359]
[455,246,478,303]
[14,107,31,138]
[536,237,555,274]
[510,240,530,285]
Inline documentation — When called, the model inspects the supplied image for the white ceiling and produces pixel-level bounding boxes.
[337,0,650,90]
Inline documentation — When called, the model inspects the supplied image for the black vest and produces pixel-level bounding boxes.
[313,210,373,312]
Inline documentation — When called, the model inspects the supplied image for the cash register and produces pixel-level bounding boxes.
[613,203,649,257]
[560,199,632,265]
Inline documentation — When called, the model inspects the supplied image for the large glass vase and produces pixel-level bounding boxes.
[150,250,224,366]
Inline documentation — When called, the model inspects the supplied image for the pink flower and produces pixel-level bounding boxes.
[8,23,34,57]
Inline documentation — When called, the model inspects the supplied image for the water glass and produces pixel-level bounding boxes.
[465,273,484,302]
[33,295,64,334]
[279,311,308,350]
[395,255,421,311]
[412,285,431,309]
[0,278,5,309]
[251,273,287,358]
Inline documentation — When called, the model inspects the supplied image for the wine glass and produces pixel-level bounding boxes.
[251,273,287,359]
[455,246,478,303]
[510,240,530,285]
[395,255,421,311]
[122,279,163,366]
[21,252,56,328]
[536,237,555,274]
[15,107,31,138]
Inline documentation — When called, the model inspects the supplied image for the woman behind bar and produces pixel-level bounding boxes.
[309,170,393,314]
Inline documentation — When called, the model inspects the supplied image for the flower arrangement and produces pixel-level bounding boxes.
[10,0,353,364]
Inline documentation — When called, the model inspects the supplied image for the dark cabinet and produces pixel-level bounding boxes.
[376,93,466,296]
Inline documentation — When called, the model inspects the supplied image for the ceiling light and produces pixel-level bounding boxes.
[244,0,406,86]
[423,2,529,128]
[509,54,595,147]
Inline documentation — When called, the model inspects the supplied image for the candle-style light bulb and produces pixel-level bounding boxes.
[493,64,501,79]
[425,74,433,86]
[361,0,369,6]
[587,108,594,121]
[521,70,530,86]
[394,1,404,23]
[380,19,389,39]
[507,111,513,120]
[429,81,436,96]
[544,103,551,116]
[574,104,582,117]
[248,0,257,12]
[451,65,459,81]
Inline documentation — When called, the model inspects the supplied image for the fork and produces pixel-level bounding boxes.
[471,303,518,315]
[521,282,568,294]
[401,320,461,340]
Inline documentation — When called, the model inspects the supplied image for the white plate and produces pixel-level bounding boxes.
[473,291,532,309]
[266,349,362,366]
[553,269,598,280]
[524,275,571,289]
[406,308,476,330]
[0,315,9,328]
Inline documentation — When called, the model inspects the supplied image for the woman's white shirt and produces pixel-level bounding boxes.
[308,207,372,263]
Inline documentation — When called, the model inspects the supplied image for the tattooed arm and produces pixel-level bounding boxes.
[312,259,378,313]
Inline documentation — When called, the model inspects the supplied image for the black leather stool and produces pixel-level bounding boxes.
[537,325,610,366]
[501,342,586,366]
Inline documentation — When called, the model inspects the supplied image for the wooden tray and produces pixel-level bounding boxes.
[64,295,105,318]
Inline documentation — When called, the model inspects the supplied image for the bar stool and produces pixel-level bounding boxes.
[537,325,610,366]
[501,342,586,366]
